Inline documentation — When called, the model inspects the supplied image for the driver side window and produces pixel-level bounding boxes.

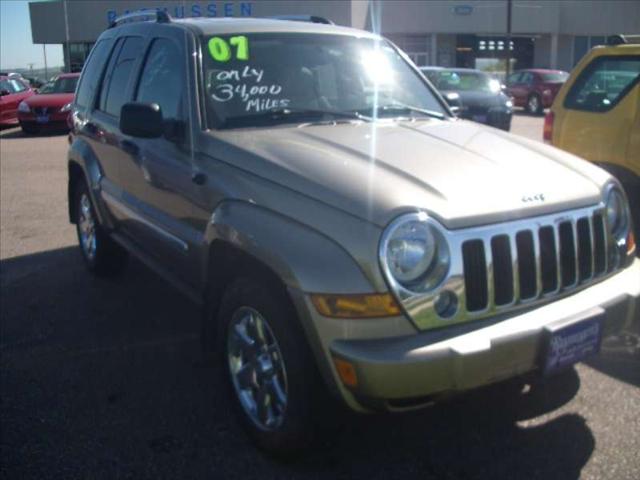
[135,38,185,121]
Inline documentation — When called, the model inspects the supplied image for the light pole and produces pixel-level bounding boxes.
[506,0,512,77]
[42,44,48,80]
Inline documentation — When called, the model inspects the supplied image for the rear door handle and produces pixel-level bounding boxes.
[121,139,139,156]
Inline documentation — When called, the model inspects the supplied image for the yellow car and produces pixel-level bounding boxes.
[545,35,639,240]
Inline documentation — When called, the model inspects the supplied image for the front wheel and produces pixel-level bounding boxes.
[216,277,335,456]
[74,181,128,276]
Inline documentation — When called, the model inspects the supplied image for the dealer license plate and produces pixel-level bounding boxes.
[543,316,602,375]
[36,115,49,124]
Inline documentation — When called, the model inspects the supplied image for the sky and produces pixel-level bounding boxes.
[1,0,63,70]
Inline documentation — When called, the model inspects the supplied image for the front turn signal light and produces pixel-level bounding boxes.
[333,357,358,388]
[627,229,636,255]
[311,293,401,318]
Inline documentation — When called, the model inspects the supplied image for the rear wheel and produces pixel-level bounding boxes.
[216,276,335,456]
[74,180,128,276]
[526,94,543,115]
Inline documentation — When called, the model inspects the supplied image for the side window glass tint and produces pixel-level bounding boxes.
[135,38,185,121]
[9,79,27,92]
[507,73,521,85]
[100,36,144,117]
[75,39,113,109]
[565,56,640,112]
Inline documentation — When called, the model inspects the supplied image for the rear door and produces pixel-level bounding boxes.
[554,52,640,174]
[506,72,526,106]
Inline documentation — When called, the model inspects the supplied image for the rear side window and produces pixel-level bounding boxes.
[99,36,144,117]
[564,55,640,112]
[75,39,113,108]
[135,38,185,121]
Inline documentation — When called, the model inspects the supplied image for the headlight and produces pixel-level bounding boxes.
[505,100,513,108]
[18,101,30,113]
[543,89,552,96]
[380,212,450,292]
[60,102,72,113]
[605,186,630,240]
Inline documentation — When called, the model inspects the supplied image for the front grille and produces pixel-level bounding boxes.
[462,209,610,313]
[33,107,48,115]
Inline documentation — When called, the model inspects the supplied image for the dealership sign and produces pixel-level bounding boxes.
[107,2,253,25]
[453,5,474,15]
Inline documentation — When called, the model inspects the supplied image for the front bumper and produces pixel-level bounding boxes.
[18,111,70,129]
[301,259,639,412]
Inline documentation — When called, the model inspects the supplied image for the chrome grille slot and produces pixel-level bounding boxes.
[516,230,537,300]
[592,213,607,275]
[538,226,558,293]
[491,235,514,306]
[577,217,593,281]
[462,240,488,311]
[559,221,577,287]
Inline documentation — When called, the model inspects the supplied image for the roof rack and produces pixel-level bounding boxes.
[607,34,640,46]
[109,10,171,29]
[268,15,334,25]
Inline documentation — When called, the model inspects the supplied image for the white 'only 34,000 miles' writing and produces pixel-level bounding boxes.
[211,65,290,112]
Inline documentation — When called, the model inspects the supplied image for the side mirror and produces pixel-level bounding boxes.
[0,89,11,97]
[120,102,163,138]
[443,92,462,116]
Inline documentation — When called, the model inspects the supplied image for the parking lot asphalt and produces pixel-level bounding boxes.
[1,114,639,480]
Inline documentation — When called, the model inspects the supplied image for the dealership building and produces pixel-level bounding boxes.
[29,0,640,73]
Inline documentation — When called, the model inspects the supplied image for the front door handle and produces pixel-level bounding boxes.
[191,171,206,185]
[121,139,139,156]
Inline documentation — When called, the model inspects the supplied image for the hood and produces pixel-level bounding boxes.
[212,119,608,229]
[442,89,507,109]
[25,93,74,108]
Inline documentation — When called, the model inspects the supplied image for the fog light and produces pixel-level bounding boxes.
[333,357,358,388]
[434,290,458,318]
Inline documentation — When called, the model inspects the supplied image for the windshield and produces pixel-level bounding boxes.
[202,33,447,128]
[39,76,78,94]
[540,72,569,83]
[428,70,501,93]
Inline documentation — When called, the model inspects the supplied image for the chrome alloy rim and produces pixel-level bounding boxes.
[227,306,288,430]
[528,95,539,112]
[78,193,97,260]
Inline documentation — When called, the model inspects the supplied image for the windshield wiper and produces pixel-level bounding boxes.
[218,108,371,129]
[371,104,446,120]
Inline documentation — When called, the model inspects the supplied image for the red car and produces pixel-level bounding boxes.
[0,76,34,127]
[506,69,569,115]
[18,73,80,134]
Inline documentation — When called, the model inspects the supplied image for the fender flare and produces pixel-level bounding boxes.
[67,137,112,228]
[202,200,375,295]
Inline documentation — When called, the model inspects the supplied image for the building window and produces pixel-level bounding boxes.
[386,35,431,66]
[573,36,607,66]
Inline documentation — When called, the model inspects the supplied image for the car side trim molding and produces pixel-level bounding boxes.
[101,190,189,254]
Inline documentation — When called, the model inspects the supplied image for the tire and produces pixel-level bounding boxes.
[216,276,335,456]
[74,180,128,276]
[20,123,39,135]
[526,94,543,115]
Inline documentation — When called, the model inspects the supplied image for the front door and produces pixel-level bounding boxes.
[117,32,202,286]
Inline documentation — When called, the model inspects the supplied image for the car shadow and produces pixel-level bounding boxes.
[1,246,595,479]
[0,126,68,139]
